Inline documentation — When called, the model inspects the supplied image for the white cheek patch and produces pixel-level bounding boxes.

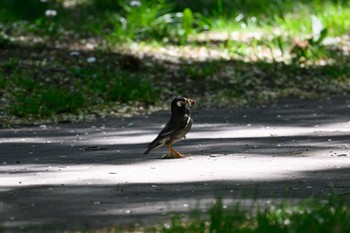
[176,101,183,107]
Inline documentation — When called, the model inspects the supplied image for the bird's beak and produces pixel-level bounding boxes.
[185,98,196,106]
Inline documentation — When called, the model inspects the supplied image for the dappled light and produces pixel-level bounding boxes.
[1,0,350,232]
[1,1,350,126]
[1,153,349,188]
[1,97,350,231]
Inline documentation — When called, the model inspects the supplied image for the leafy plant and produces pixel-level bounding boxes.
[110,0,174,41]
[72,66,158,103]
[181,8,194,44]
[216,0,223,15]
[161,195,350,233]
[0,32,13,49]
[108,1,203,44]
[290,15,328,63]
[107,72,158,103]
[0,72,6,89]
[9,87,85,118]
[185,62,221,79]
[0,0,49,21]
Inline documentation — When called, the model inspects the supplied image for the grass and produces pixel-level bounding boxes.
[0,0,349,126]
[59,194,350,233]
[3,0,349,43]
[201,0,350,37]
[9,87,85,117]
[161,195,350,233]
[0,50,159,125]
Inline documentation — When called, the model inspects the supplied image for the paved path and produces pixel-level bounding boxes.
[1,98,350,232]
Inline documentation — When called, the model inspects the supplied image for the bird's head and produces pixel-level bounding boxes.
[171,96,196,111]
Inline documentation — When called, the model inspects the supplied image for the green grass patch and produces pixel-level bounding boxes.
[206,0,350,38]
[185,61,222,80]
[9,87,85,118]
[0,72,6,89]
[0,0,349,126]
[161,195,350,233]
[59,194,350,233]
[69,65,159,103]
[0,52,159,124]
[1,0,350,41]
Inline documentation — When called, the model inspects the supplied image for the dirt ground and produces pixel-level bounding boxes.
[0,97,350,232]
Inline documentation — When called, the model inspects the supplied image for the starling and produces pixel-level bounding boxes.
[144,96,196,158]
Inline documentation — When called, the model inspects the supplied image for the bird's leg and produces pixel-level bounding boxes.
[166,144,187,159]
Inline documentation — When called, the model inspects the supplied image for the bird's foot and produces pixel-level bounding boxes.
[165,144,188,159]
[162,154,173,159]
[162,152,187,159]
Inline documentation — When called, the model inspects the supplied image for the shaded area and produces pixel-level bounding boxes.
[1,0,350,128]
[1,0,349,35]
[1,97,349,166]
[1,1,350,231]
[1,167,350,232]
[1,40,350,127]
[1,98,350,232]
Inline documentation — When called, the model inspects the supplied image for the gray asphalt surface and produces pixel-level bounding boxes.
[1,98,350,232]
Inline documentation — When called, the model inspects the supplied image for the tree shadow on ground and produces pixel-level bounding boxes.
[1,98,350,231]
[0,97,349,166]
[1,17,350,231]
[1,166,349,232]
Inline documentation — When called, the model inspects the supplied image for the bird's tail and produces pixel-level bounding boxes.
[144,146,152,154]
[144,141,161,154]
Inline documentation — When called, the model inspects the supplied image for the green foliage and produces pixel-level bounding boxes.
[216,0,223,15]
[107,73,158,102]
[0,0,49,21]
[70,66,159,104]
[2,70,84,118]
[108,1,202,44]
[0,57,158,121]
[0,0,349,125]
[9,86,85,117]
[1,0,349,47]
[208,199,246,233]
[181,8,194,44]
[162,195,350,233]
[0,73,6,89]
[291,15,329,63]
[255,195,350,233]
[110,0,174,41]
[154,10,206,44]
[0,33,13,49]
[207,0,350,38]
[1,57,20,70]
[185,62,221,79]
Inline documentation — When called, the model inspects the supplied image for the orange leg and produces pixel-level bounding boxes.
[165,144,187,159]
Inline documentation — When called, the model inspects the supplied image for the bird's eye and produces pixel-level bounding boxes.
[176,100,184,107]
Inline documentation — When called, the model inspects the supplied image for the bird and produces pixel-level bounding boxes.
[144,96,196,158]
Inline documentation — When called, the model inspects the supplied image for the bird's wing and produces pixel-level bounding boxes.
[146,115,190,148]
[144,112,192,154]
[157,114,191,138]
